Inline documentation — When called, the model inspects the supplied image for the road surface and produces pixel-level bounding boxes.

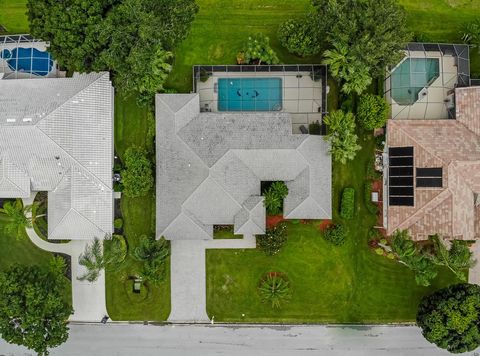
[1,323,479,356]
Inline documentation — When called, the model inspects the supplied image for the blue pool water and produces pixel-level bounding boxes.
[218,77,282,111]
[391,58,440,105]
[0,47,53,76]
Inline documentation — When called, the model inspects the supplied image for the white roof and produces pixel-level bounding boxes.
[156,94,332,241]
[0,72,114,240]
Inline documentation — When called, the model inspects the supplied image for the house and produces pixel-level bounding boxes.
[0,72,114,240]
[156,93,331,241]
[386,85,480,240]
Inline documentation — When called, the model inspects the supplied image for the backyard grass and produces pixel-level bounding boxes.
[105,94,170,321]
[0,0,28,34]
[206,129,460,323]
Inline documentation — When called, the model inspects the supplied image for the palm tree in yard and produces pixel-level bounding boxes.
[0,199,35,239]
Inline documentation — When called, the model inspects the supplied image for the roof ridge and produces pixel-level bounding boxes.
[396,188,451,231]
[0,155,29,195]
[50,208,105,239]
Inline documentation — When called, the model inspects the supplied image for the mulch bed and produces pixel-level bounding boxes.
[266,215,285,229]
[318,220,333,232]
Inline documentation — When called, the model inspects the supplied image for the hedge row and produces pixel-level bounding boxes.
[340,187,355,219]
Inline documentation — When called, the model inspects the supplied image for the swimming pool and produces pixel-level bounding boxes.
[217,77,282,111]
[0,47,54,76]
[390,58,440,105]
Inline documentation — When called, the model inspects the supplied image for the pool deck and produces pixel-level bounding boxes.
[386,50,458,120]
[196,70,323,133]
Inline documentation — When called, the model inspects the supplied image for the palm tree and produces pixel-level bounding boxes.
[133,235,169,264]
[78,238,104,282]
[0,199,35,239]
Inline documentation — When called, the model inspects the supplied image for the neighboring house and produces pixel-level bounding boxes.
[156,93,331,241]
[386,85,480,241]
[0,72,114,240]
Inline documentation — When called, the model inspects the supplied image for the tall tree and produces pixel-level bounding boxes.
[417,283,480,353]
[313,0,411,94]
[0,258,71,355]
[429,235,476,282]
[121,146,154,198]
[0,199,34,239]
[323,110,361,164]
[27,0,199,102]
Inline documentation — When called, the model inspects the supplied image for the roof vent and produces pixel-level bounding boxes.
[6,119,16,123]
[22,118,32,122]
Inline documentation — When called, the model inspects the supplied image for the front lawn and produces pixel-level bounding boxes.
[0,0,28,34]
[206,130,460,323]
[105,94,170,321]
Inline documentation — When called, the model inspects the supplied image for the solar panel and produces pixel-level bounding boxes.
[416,177,442,188]
[416,168,442,177]
[390,157,413,166]
[389,196,414,206]
[389,147,413,157]
[390,176,414,186]
[389,167,413,176]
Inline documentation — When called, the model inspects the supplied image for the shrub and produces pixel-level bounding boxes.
[114,218,123,229]
[357,94,389,130]
[340,187,355,219]
[323,224,348,246]
[387,252,395,259]
[308,120,321,135]
[258,272,291,309]
[366,157,382,180]
[417,283,480,353]
[257,222,288,256]
[375,247,384,255]
[278,17,322,57]
[243,34,279,65]
[263,181,289,215]
[121,146,154,198]
[461,19,480,54]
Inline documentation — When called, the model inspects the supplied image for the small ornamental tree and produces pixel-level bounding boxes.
[462,19,480,54]
[121,146,154,198]
[0,258,72,355]
[243,34,279,65]
[133,235,170,284]
[263,181,289,215]
[0,199,35,239]
[357,94,389,130]
[258,272,291,309]
[257,222,288,256]
[340,187,355,220]
[417,283,480,353]
[324,224,348,246]
[323,110,361,164]
[278,17,322,57]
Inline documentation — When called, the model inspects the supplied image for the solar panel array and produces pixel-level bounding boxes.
[389,147,414,206]
[416,167,442,187]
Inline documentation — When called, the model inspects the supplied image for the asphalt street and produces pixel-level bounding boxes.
[1,323,479,356]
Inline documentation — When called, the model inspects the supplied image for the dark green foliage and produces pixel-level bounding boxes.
[417,283,480,353]
[121,146,154,198]
[462,19,480,54]
[0,199,34,239]
[324,224,348,246]
[340,187,355,219]
[0,259,71,355]
[133,236,170,284]
[323,110,361,164]
[357,94,389,130]
[278,17,322,57]
[263,181,289,215]
[114,218,123,229]
[27,0,199,102]
[243,34,279,65]
[429,235,475,282]
[257,222,288,256]
[258,272,291,309]
[313,0,411,94]
[366,157,382,181]
[104,234,128,268]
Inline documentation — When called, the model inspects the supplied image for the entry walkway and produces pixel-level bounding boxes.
[23,194,108,322]
[168,235,256,323]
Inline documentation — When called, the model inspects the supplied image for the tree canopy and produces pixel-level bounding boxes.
[313,0,411,94]
[417,283,480,353]
[356,94,390,130]
[27,0,199,102]
[323,110,361,164]
[121,146,154,198]
[0,258,71,355]
[0,199,34,239]
[243,34,279,65]
[278,17,322,57]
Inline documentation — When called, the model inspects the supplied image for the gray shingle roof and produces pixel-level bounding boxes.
[0,72,113,240]
[156,94,331,241]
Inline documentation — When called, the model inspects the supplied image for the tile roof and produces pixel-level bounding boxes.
[387,86,480,240]
[156,94,332,240]
[0,72,113,240]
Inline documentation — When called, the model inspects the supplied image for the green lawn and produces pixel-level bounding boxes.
[105,94,170,321]
[206,130,459,323]
[0,0,28,34]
